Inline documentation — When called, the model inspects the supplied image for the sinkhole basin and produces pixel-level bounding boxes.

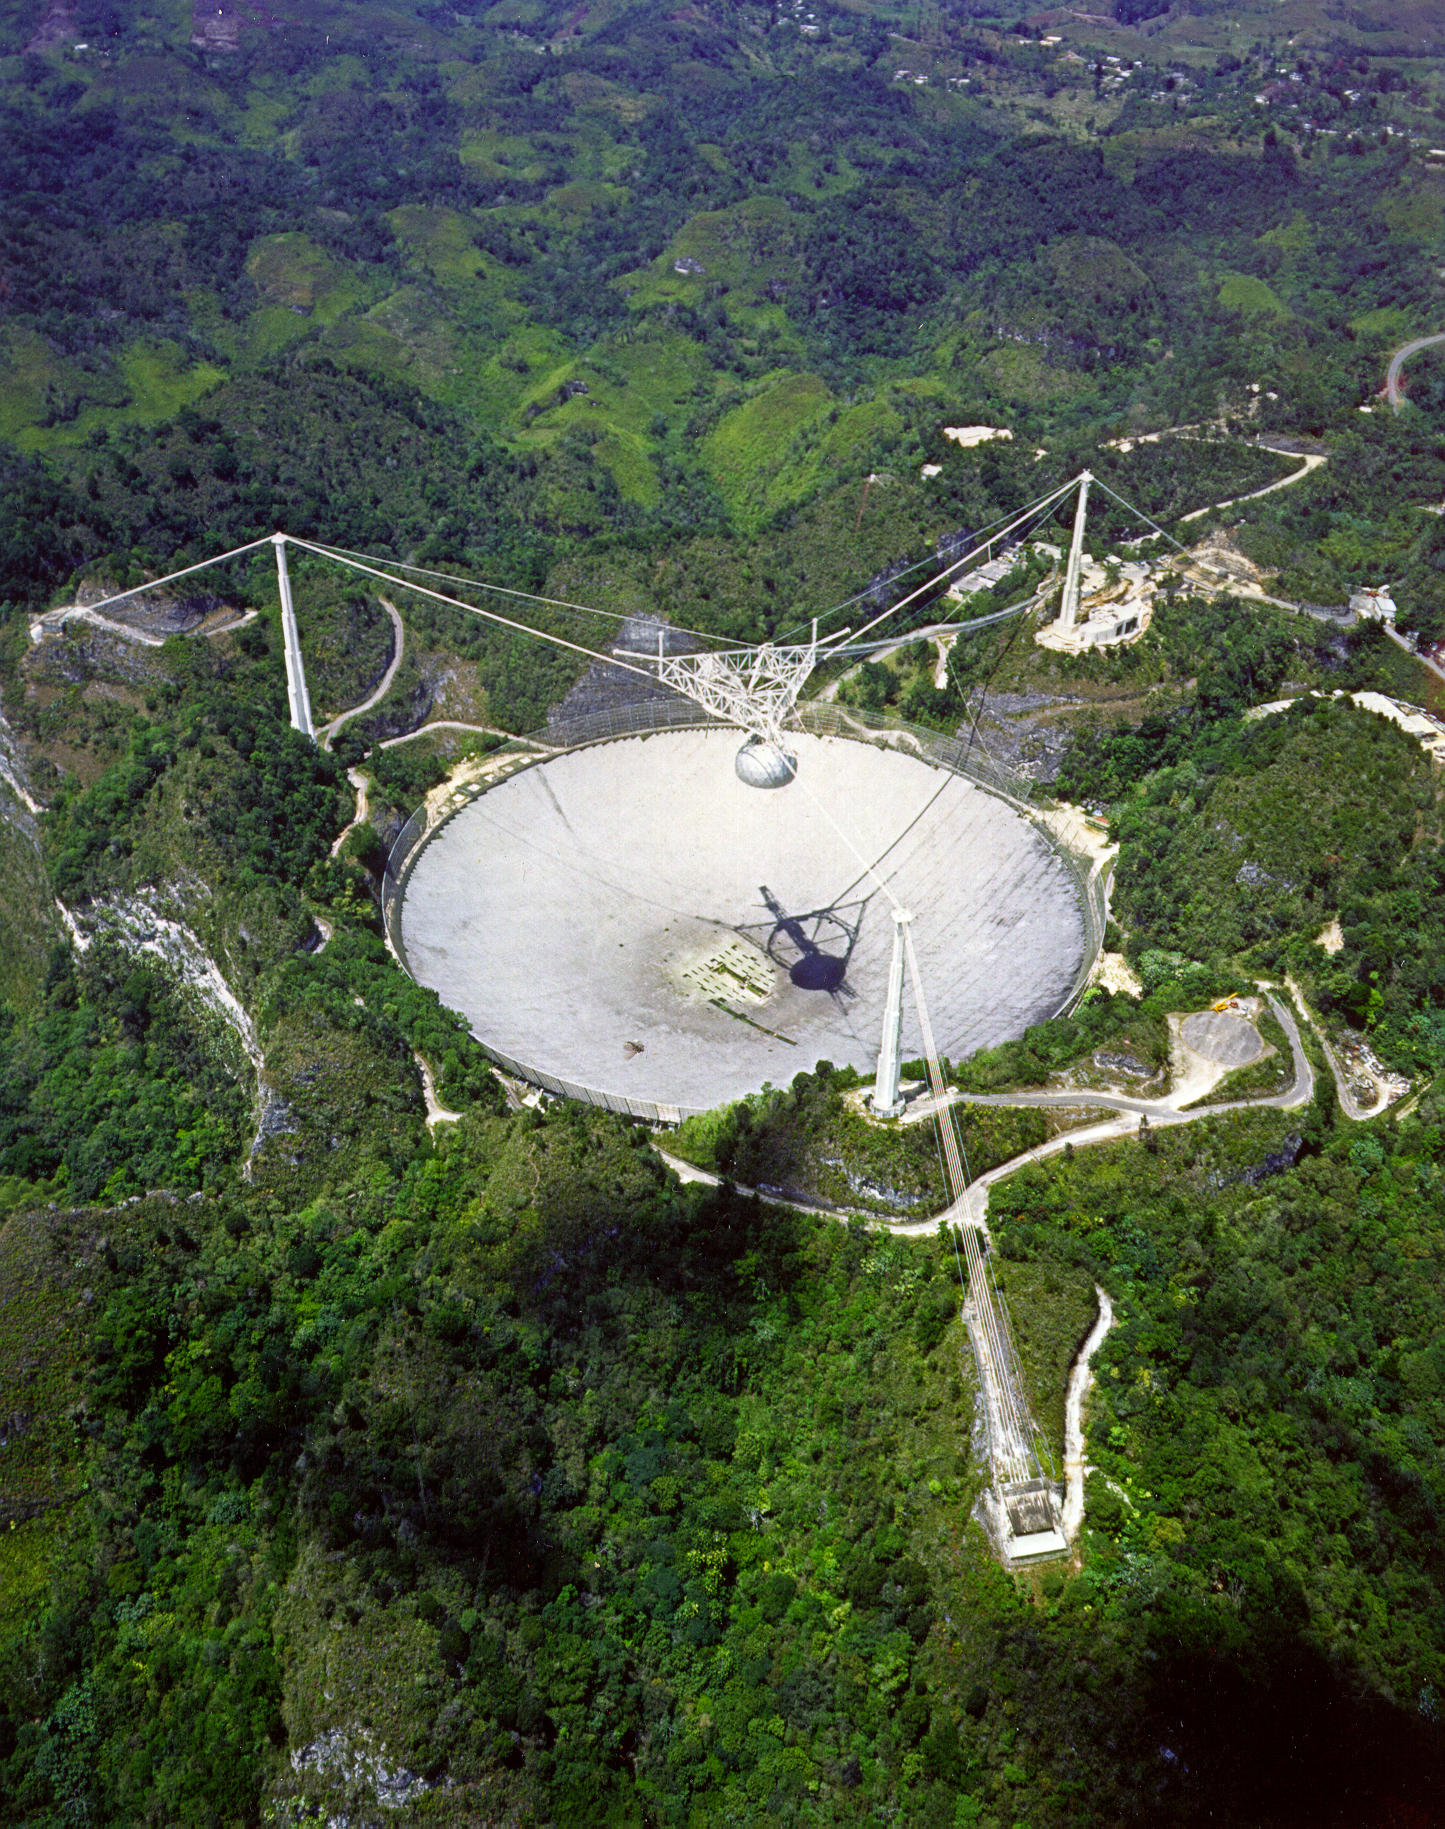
[397,728,1092,1118]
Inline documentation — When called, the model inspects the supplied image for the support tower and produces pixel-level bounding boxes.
[273,533,315,742]
[871,906,913,1118]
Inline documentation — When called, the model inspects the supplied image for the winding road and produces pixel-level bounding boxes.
[890,988,1313,1236]
[29,602,258,646]
[654,989,1313,1236]
[1177,451,1326,523]
[380,718,508,750]
[319,599,406,750]
[1385,623,1445,689]
[1385,332,1445,412]
[297,606,474,1136]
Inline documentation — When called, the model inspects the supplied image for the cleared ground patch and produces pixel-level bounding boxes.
[0,330,223,451]
[700,371,836,525]
[245,232,369,321]
[386,205,485,289]
[1216,271,1290,318]
[1180,1009,1266,1065]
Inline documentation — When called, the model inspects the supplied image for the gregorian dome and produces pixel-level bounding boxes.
[734,735,798,788]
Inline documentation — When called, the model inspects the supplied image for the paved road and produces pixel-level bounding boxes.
[381,718,509,749]
[1283,971,1387,1123]
[31,604,166,646]
[1385,332,1445,411]
[1178,452,1325,524]
[651,989,1315,1238]
[900,988,1310,1123]
[30,602,258,647]
[651,987,1316,1553]
[415,1052,461,1130]
[319,599,406,750]
[1386,623,1445,689]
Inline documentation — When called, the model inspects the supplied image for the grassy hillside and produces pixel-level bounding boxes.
[0,0,1442,622]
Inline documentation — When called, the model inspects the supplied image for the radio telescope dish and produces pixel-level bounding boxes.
[397,729,1091,1118]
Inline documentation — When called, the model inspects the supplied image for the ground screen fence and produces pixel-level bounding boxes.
[382,702,1108,1122]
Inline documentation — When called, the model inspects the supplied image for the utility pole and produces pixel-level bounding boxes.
[272,533,315,742]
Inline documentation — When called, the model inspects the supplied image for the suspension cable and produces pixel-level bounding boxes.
[840,476,1083,652]
[43,536,275,621]
[903,925,1035,1483]
[300,540,737,650]
[778,475,1081,645]
[1088,475,1189,555]
[283,537,657,681]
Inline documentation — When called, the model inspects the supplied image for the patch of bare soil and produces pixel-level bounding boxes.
[1184,526,1271,588]
[1091,950,1142,997]
[959,683,1185,786]
[1049,1057,1170,1100]
[1316,919,1343,955]
[1164,1011,1231,1107]
[81,681,146,714]
[19,739,108,791]
[190,0,242,51]
[25,0,76,52]
[416,650,491,727]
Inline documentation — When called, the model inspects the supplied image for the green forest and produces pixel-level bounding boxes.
[2,0,1445,1822]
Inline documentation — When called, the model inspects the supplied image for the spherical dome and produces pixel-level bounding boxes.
[735,737,797,789]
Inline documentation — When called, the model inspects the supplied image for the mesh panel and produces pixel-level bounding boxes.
[381,703,1107,1118]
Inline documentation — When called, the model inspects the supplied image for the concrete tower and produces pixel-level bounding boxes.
[1057,470,1092,636]
[272,533,315,742]
[871,906,913,1118]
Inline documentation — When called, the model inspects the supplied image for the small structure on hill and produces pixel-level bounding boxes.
[1350,586,1397,623]
[1245,688,1445,765]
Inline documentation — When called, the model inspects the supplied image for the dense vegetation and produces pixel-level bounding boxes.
[6,1084,1444,1825]
[991,1098,1445,1822]
[1,0,1444,647]
[1062,691,1445,1081]
[668,1061,1048,1213]
[0,946,247,1199]
[2,0,1445,1824]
